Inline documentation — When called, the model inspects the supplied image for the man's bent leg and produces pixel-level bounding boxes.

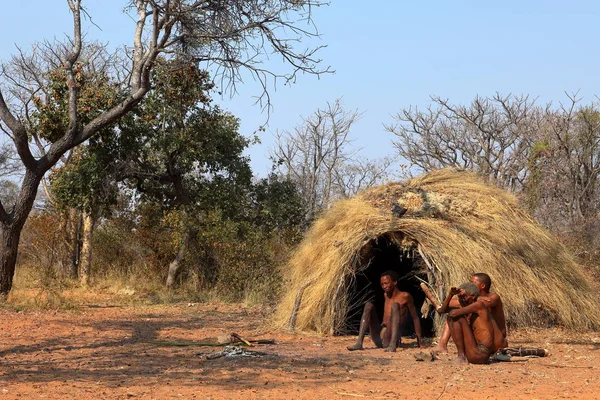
[449,317,489,365]
[447,317,468,364]
[347,302,381,351]
[383,303,401,352]
[432,318,451,353]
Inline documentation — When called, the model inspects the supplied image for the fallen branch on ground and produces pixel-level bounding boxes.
[145,332,276,347]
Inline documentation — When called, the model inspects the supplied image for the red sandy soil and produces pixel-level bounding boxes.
[0,301,599,400]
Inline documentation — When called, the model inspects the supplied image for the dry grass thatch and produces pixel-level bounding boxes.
[274,169,600,334]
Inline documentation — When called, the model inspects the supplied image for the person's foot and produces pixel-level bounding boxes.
[347,344,364,351]
[452,355,468,365]
[431,344,448,354]
[383,346,396,353]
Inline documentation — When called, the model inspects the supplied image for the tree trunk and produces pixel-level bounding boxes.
[58,211,71,277]
[0,224,21,299]
[70,208,82,279]
[166,209,200,288]
[166,243,186,289]
[79,212,96,286]
[0,171,40,297]
[166,219,200,288]
[62,208,81,279]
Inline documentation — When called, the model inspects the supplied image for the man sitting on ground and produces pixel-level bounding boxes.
[347,270,423,352]
[444,282,504,364]
[432,272,507,354]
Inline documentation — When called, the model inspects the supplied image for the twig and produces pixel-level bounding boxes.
[232,333,252,347]
[437,382,450,400]
[144,341,223,347]
[538,363,595,369]
[335,393,389,399]
[418,244,442,273]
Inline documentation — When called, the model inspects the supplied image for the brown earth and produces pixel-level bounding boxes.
[0,299,599,400]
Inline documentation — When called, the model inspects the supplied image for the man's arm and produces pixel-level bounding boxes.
[438,287,460,313]
[448,297,460,308]
[420,283,460,312]
[447,300,484,319]
[404,293,423,347]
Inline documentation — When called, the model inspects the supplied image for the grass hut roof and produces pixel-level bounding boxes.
[274,169,600,335]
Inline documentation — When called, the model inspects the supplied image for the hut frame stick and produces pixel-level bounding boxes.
[418,244,446,332]
[420,282,441,310]
[417,244,444,299]
[288,278,316,330]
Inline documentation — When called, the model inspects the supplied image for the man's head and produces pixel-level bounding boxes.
[470,273,492,292]
[457,281,479,306]
[380,270,399,297]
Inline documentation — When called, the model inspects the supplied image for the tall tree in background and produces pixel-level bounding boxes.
[272,99,393,222]
[0,0,329,296]
[50,59,253,288]
[117,60,253,288]
[387,93,541,192]
[389,93,600,261]
[528,95,600,231]
[34,53,123,284]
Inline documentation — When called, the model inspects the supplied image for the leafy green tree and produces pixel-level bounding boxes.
[51,60,310,291]
[93,59,253,287]
[49,143,121,284]
[0,0,327,296]
[250,173,307,235]
[33,59,125,283]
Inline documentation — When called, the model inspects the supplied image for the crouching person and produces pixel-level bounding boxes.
[445,282,505,364]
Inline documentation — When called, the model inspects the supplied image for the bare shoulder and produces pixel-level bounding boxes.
[396,291,415,304]
[489,292,502,303]
[479,292,502,307]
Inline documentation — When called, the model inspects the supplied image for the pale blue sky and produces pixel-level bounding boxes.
[2,1,600,176]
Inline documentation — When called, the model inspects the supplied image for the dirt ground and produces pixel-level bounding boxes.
[0,300,599,400]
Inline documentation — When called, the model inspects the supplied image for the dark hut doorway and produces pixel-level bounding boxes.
[344,233,435,337]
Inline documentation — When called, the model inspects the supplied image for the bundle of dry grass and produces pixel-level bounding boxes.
[274,169,600,334]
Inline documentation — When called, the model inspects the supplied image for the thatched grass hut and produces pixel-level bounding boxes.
[274,169,600,335]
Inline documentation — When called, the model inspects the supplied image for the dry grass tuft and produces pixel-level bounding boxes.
[274,169,600,334]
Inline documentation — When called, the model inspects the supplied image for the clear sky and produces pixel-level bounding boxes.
[2,1,600,177]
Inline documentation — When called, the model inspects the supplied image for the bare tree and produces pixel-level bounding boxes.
[0,0,329,296]
[529,94,600,229]
[272,99,393,221]
[388,91,600,252]
[272,99,360,221]
[386,93,542,192]
[333,156,398,199]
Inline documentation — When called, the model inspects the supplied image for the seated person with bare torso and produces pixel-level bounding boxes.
[432,272,507,354]
[347,271,422,352]
[444,282,505,364]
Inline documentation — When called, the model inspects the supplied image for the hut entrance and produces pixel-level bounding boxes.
[344,233,435,337]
